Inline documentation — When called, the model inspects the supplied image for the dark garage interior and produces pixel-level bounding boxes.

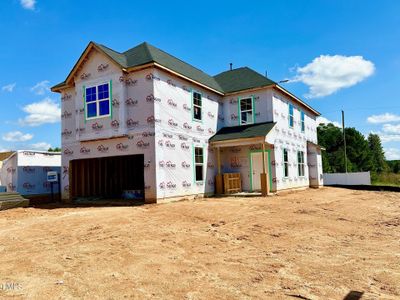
[69,154,144,200]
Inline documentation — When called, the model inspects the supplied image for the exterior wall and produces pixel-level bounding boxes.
[59,47,323,199]
[0,161,3,186]
[307,144,324,187]
[221,89,274,128]
[0,151,61,196]
[60,49,157,202]
[152,69,221,199]
[219,144,273,192]
[269,92,319,190]
[218,87,321,191]
[0,154,17,192]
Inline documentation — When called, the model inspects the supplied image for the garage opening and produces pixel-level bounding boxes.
[69,154,144,200]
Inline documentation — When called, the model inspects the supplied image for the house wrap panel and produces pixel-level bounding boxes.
[270,93,317,190]
[221,89,274,128]
[55,42,324,201]
[0,154,17,192]
[153,69,220,199]
[0,151,61,196]
[60,50,158,202]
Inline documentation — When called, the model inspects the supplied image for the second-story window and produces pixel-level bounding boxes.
[240,97,254,125]
[288,103,294,128]
[283,148,289,177]
[192,91,202,121]
[301,111,305,132]
[85,82,111,119]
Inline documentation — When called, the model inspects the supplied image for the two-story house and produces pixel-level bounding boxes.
[51,41,323,203]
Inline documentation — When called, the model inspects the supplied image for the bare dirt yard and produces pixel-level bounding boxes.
[0,187,399,299]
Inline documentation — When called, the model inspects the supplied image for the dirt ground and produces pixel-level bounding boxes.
[0,187,399,300]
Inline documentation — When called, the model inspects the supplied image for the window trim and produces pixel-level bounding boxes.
[191,90,203,123]
[297,150,305,177]
[193,146,204,183]
[300,111,305,132]
[288,103,294,128]
[283,148,289,178]
[84,81,112,121]
[238,96,255,125]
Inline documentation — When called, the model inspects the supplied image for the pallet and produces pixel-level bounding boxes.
[223,173,242,194]
[0,192,29,211]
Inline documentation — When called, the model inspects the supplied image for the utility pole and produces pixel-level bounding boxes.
[342,110,348,173]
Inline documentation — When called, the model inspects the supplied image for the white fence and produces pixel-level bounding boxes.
[323,172,371,186]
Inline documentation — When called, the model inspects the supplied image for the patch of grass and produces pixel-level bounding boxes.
[371,172,400,187]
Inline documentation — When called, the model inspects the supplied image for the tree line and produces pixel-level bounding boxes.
[317,123,398,173]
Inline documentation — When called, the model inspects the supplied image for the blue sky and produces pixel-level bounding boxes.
[1,0,400,159]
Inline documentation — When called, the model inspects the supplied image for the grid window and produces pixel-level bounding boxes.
[298,151,305,177]
[195,147,204,181]
[283,148,289,177]
[193,91,202,121]
[289,104,294,128]
[85,83,111,119]
[301,111,305,132]
[240,97,253,125]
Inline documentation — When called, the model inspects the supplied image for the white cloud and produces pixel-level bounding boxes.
[317,116,340,127]
[367,113,400,124]
[384,148,400,160]
[20,0,36,10]
[30,80,49,95]
[2,131,33,142]
[380,135,400,143]
[2,83,16,92]
[292,55,375,98]
[372,131,400,143]
[19,97,61,127]
[382,123,400,134]
[30,142,51,150]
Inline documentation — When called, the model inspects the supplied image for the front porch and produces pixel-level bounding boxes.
[209,122,276,197]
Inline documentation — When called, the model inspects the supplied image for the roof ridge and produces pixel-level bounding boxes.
[93,42,122,54]
[143,42,221,81]
[140,42,154,61]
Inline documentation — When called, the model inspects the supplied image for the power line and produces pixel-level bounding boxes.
[320,105,400,114]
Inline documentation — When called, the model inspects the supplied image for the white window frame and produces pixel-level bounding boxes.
[239,97,254,125]
[85,82,111,120]
[192,91,202,122]
[283,148,289,178]
[301,111,305,132]
[194,147,204,182]
[298,151,305,177]
[289,103,294,128]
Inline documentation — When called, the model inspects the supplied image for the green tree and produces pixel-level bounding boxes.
[317,123,373,173]
[345,127,372,172]
[48,147,61,152]
[368,134,388,172]
[387,160,400,173]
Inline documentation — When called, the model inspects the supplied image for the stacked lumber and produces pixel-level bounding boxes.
[0,192,29,211]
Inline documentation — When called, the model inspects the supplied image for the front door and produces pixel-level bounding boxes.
[251,152,265,191]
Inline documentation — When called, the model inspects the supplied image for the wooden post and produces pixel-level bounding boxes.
[215,147,223,195]
[262,143,266,174]
[217,147,221,175]
[260,143,270,196]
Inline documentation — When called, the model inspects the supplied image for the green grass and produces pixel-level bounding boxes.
[371,172,400,187]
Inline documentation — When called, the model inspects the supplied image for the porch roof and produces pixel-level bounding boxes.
[210,122,276,143]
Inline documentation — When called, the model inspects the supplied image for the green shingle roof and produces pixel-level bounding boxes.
[210,122,276,142]
[52,42,277,94]
[52,42,225,92]
[213,67,276,94]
